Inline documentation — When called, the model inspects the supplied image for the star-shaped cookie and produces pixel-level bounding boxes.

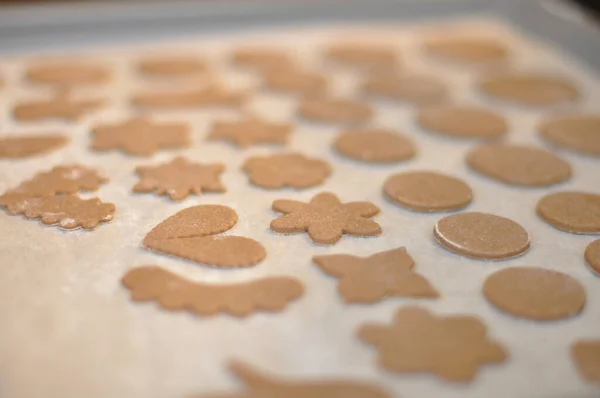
[208,117,292,148]
[270,192,381,245]
[134,156,226,200]
[313,247,438,303]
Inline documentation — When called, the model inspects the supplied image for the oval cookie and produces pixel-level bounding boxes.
[417,105,507,139]
[325,44,399,71]
[434,212,530,260]
[138,56,207,78]
[466,143,571,187]
[362,74,447,104]
[298,98,373,124]
[480,73,579,106]
[585,239,600,276]
[383,171,472,212]
[424,37,509,65]
[26,63,109,86]
[537,191,600,234]
[334,129,415,164]
[264,70,328,96]
[539,115,600,157]
[483,267,586,321]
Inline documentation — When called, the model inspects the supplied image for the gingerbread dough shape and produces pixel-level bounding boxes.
[270,192,381,245]
[383,171,472,212]
[417,105,507,140]
[132,85,247,109]
[434,212,530,260]
[483,267,586,321]
[243,153,331,190]
[424,37,509,65]
[122,266,303,317]
[537,191,600,234]
[571,340,600,384]
[584,239,600,276]
[362,74,448,104]
[480,73,579,106]
[298,98,373,125]
[14,94,104,122]
[0,135,68,159]
[143,205,266,268]
[208,117,292,148]
[539,115,600,157]
[264,69,329,96]
[325,43,399,72]
[313,247,438,303]
[358,306,507,382]
[25,62,110,86]
[231,48,294,72]
[466,143,571,187]
[334,129,416,164]
[138,56,207,78]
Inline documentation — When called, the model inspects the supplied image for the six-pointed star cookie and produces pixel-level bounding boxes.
[134,156,226,201]
[208,117,292,148]
[270,192,381,245]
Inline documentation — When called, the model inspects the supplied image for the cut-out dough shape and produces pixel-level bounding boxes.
[264,70,329,96]
[25,63,110,86]
[195,360,394,398]
[483,266,586,321]
[585,239,600,276]
[138,56,207,78]
[334,128,416,164]
[362,74,448,104]
[122,266,303,317]
[539,115,600,157]
[417,105,507,140]
[537,191,600,234]
[383,171,472,212]
[243,153,331,190]
[270,192,381,245]
[231,48,294,72]
[358,306,507,382]
[134,156,225,200]
[91,117,190,156]
[313,247,438,303]
[424,37,509,65]
[480,73,579,106]
[466,143,571,187]
[434,212,530,260]
[571,340,600,384]
[325,43,399,72]
[208,117,292,148]
[0,135,68,158]
[132,85,247,109]
[14,94,104,122]
[143,205,266,268]
[298,98,373,125]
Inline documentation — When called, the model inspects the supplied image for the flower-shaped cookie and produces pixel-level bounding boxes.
[270,192,381,245]
[358,306,507,382]
[243,153,331,189]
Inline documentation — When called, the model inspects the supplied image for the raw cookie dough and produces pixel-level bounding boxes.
[134,156,226,200]
[243,153,331,189]
[424,37,509,65]
[480,73,579,106]
[132,85,247,109]
[325,43,399,72]
[0,135,68,158]
[434,212,530,260]
[483,267,586,321]
[383,171,472,212]
[358,306,507,382]
[298,98,373,125]
[122,266,303,317]
[584,239,600,276]
[137,56,207,78]
[263,69,328,96]
[466,143,571,187]
[231,47,294,72]
[571,340,600,384]
[143,205,266,267]
[14,94,104,122]
[417,105,507,139]
[25,62,110,86]
[539,115,600,156]
[334,128,415,164]
[270,192,381,245]
[208,116,292,148]
[537,191,600,234]
[313,247,438,303]
[362,74,448,104]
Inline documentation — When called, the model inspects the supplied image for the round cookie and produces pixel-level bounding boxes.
[466,143,571,187]
[298,98,373,124]
[264,70,328,96]
[537,191,600,234]
[424,37,509,65]
[584,239,600,276]
[383,171,472,212]
[483,267,586,321]
[434,212,530,260]
[417,105,507,140]
[539,115,600,157]
[362,75,448,104]
[325,44,398,71]
[334,129,415,164]
[480,73,579,106]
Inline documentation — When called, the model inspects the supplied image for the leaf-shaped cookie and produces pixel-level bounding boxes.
[143,205,266,268]
[122,266,303,316]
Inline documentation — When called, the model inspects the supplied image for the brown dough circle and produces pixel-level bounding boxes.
[424,37,509,64]
[483,267,586,321]
[584,239,600,276]
[480,74,579,106]
[434,212,530,260]
[334,129,416,163]
[466,143,571,187]
[537,191,600,234]
[298,98,373,124]
[417,105,507,139]
[362,75,447,104]
[383,171,472,212]
[264,70,328,96]
[539,115,600,157]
